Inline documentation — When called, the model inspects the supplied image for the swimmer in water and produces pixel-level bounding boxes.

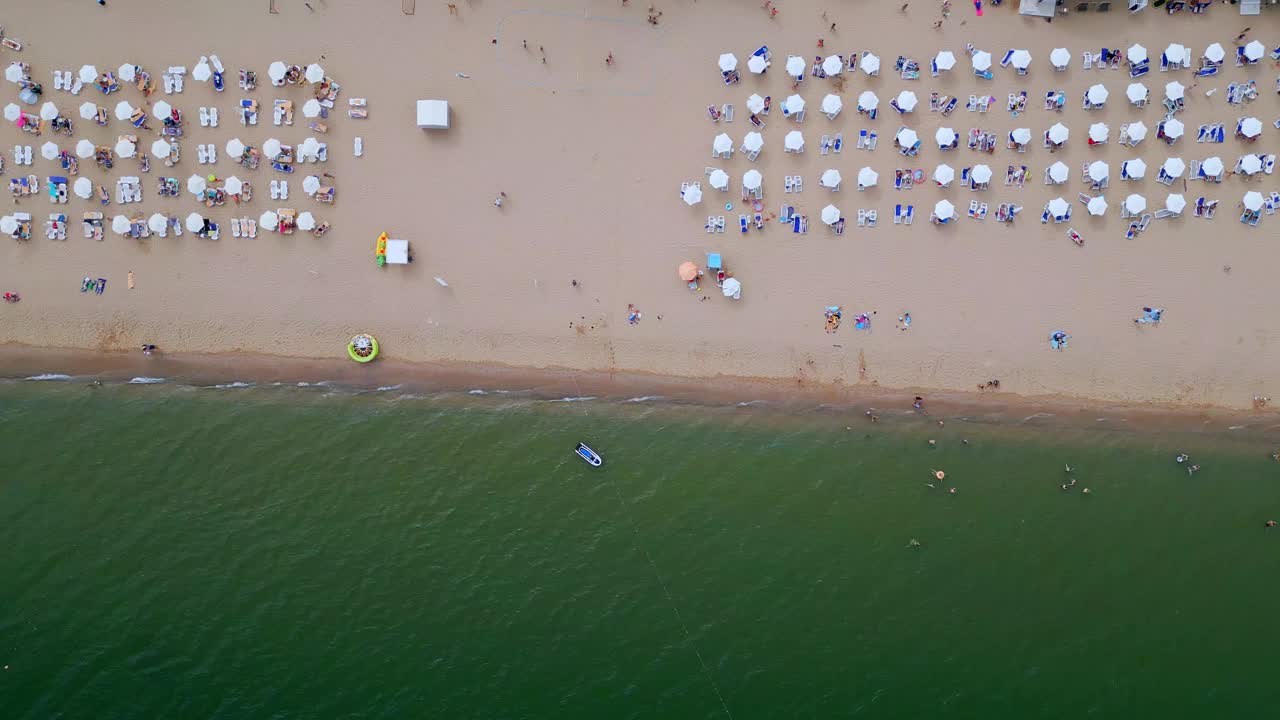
[1082,488,1090,494]
[1187,464,1201,476]
[948,487,956,494]
[928,439,936,446]
[1176,453,1189,463]
[1266,520,1277,528]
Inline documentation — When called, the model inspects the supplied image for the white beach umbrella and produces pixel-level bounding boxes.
[1162,157,1186,178]
[118,63,137,82]
[708,169,729,190]
[3,103,20,122]
[259,211,278,231]
[114,138,135,158]
[1204,43,1225,64]
[1128,121,1148,143]
[192,61,212,82]
[1243,191,1265,211]
[933,164,955,186]
[742,132,763,153]
[150,139,171,158]
[148,213,168,234]
[1201,156,1223,177]
[1127,44,1148,64]
[746,94,765,114]
[713,133,733,155]
[785,56,806,77]
[186,213,206,232]
[721,277,742,300]
[1048,123,1069,145]
[297,211,317,231]
[262,138,283,159]
[1086,84,1108,106]
[267,61,288,82]
[935,50,956,71]
[860,53,880,75]
[224,176,244,195]
[302,99,322,118]
[1088,160,1110,181]
[1166,193,1186,214]
[110,215,130,235]
[1162,118,1185,140]
[1240,117,1263,138]
[0,216,16,235]
[895,127,918,148]
[934,199,956,220]
[1010,127,1032,145]
[857,90,879,111]
[682,184,702,205]
[747,55,768,74]
[1049,47,1070,70]
[783,130,805,152]
[1125,158,1147,179]
[302,175,322,195]
[73,177,93,198]
[1010,49,1031,70]
[742,169,762,190]
[857,167,878,188]
[1048,197,1070,218]
[821,204,841,226]
[39,142,59,160]
[1124,194,1147,214]
[1244,40,1265,62]
[820,168,842,189]
[1164,43,1187,64]
[152,100,172,120]
[39,101,59,121]
[936,127,957,147]
[1087,196,1108,216]
[79,102,98,120]
[78,65,99,84]
[971,164,993,184]
[821,94,842,116]
[784,94,805,115]
[226,138,246,158]
[1240,154,1263,175]
[299,137,321,160]
[1126,83,1148,103]
[822,55,843,76]
[4,62,26,83]
[895,90,917,112]
[75,139,95,158]
[1048,161,1069,183]
[718,53,738,73]
[1165,81,1185,101]
[1089,123,1109,144]
[114,100,135,121]
[305,63,325,83]
[186,174,207,195]
[972,50,992,71]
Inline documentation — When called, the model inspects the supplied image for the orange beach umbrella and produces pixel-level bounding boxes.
[678,261,699,282]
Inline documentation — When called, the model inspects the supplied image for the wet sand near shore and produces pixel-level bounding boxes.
[1,1,1278,412]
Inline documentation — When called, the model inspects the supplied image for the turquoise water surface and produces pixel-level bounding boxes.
[3,380,1279,718]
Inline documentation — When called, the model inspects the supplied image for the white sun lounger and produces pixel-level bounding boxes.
[209,108,218,127]
[354,137,363,157]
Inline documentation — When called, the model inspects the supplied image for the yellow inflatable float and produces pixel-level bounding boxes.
[347,334,379,363]
[375,232,388,267]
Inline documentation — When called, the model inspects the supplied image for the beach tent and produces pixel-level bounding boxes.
[1049,47,1070,70]
[73,177,92,198]
[1088,160,1110,181]
[936,127,957,147]
[1048,197,1070,219]
[708,169,729,190]
[1087,196,1108,216]
[933,164,955,186]
[297,212,317,232]
[1127,44,1148,64]
[935,51,956,72]
[1126,83,1148,104]
[186,213,206,232]
[721,277,742,300]
[224,176,244,195]
[1127,121,1148,143]
[746,94,765,114]
[681,184,702,205]
[1243,191,1265,211]
[40,102,59,121]
[416,100,449,129]
[972,51,992,71]
[152,100,172,120]
[783,130,804,152]
[75,139,95,158]
[39,142,59,160]
[1124,194,1146,214]
[1240,117,1263,138]
[305,63,325,83]
[742,169,762,190]
[742,132,763,153]
[385,239,409,265]
[1089,123,1109,144]
[747,55,768,74]
[713,133,733,155]
[821,94,842,117]
[971,165,993,184]
[1086,84,1108,106]
[934,199,956,220]
[860,53,880,75]
[79,102,98,120]
[1162,118,1184,140]
[1240,155,1262,175]
[148,213,168,234]
[1162,158,1186,179]
[150,139,171,158]
[718,53,738,73]
[895,90,917,112]
[857,91,879,111]
[857,167,878,189]
[821,204,841,226]
[114,101,134,121]
[1124,158,1147,179]
[820,169,842,189]
[1166,194,1186,214]
[1200,157,1223,177]
[1048,123,1069,145]
[1009,50,1031,71]
[822,55,843,76]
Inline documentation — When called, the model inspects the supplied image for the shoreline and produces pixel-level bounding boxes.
[3,344,1276,435]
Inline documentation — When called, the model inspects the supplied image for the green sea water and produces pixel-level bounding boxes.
[3,380,1280,719]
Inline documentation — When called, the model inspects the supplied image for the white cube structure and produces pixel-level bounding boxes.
[416,100,449,129]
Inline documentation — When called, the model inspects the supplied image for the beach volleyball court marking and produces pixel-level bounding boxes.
[496,9,664,97]
[569,380,735,720]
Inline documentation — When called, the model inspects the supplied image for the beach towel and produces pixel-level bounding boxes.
[96,278,106,295]
[854,314,871,330]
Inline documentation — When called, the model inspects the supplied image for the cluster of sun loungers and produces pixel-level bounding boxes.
[115,177,142,204]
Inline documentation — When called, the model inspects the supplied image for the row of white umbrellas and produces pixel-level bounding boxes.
[32,135,319,163]
[5,60,322,85]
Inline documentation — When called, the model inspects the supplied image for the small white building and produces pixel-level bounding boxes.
[416,100,449,129]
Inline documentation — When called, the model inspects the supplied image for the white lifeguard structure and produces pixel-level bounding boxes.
[416,99,449,129]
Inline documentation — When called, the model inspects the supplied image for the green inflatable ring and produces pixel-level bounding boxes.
[347,334,379,363]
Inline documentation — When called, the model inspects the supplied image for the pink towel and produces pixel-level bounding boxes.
[974,1,983,15]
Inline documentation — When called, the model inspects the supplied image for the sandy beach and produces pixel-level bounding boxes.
[1,0,1279,411]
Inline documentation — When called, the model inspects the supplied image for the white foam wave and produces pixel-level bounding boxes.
[621,396,663,403]
[213,382,254,389]
[128,377,166,384]
[25,373,73,381]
